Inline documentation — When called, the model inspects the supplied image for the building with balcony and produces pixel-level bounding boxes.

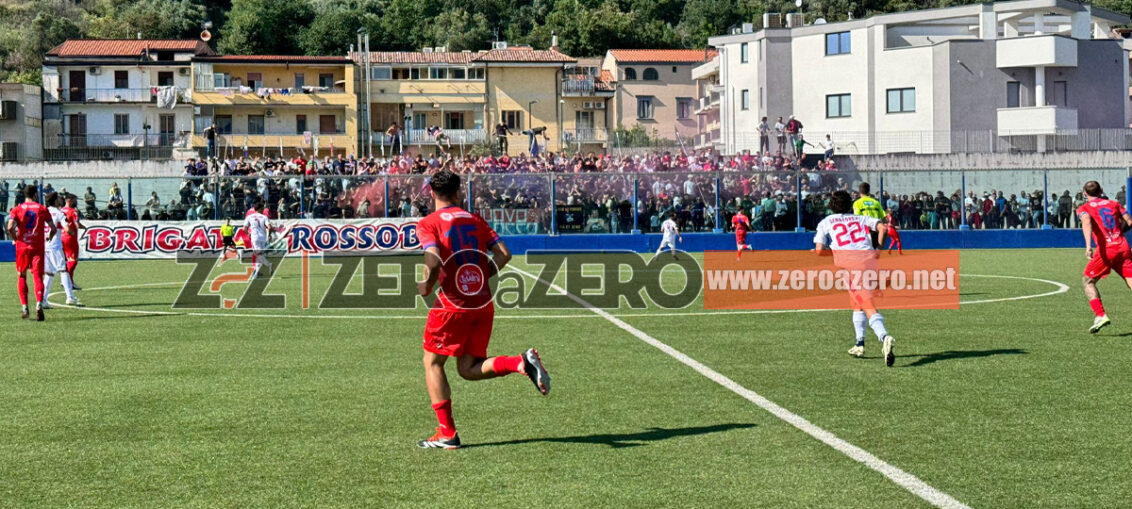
[0,84,44,162]
[42,39,212,160]
[692,57,722,152]
[190,55,357,158]
[706,0,1130,156]
[601,49,717,144]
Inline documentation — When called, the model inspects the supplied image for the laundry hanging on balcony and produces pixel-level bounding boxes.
[156,86,179,109]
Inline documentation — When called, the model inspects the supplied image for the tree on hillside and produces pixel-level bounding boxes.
[218,0,314,55]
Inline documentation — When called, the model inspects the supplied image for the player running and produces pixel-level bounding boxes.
[732,209,753,261]
[244,199,274,279]
[415,169,550,450]
[885,210,903,254]
[60,194,86,290]
[814,190,896,367]
[6,185,57,321]
[1077,181,1132,334]
[40,192,80,309]
[654,212,682,260]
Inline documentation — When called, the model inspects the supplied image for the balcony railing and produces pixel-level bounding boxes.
[48,133,182,149]
[402,129,487,145]
[55,88,158,103]
[562,128,609,143]
[561,77,596,96]
[195,74,344,95]
[727,128,1132,155]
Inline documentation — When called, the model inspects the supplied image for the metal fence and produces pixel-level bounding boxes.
[730,129,1132,155]
[1,169,1124,240]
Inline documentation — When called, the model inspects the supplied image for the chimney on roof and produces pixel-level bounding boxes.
[551,32,559,51]
[137,32,142,39]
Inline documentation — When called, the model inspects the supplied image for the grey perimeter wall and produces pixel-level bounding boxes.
[846,150,1132,170]
[0,160,185,178]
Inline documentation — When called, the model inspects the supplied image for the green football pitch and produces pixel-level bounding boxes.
[2,249,1131,508]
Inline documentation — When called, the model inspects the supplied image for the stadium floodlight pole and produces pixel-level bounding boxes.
[959,171,970,230]
[712,176,723,233]
[631,177,641,234]
[1042,169,1052,230]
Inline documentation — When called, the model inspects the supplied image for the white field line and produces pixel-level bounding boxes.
[506,264,972,509]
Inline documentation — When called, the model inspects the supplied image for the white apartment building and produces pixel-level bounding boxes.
[42,39,213,160]
[701,0,1131,156]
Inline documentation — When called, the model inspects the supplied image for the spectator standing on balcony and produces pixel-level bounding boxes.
[774,117,786,154]
[820,134,835,161]
[785,115,803,149]
[386,122,402,155]
[204,123,217,159]
[494,123,512,154]
[758,117,770,154]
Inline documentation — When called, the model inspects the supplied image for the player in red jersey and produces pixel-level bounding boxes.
[414,169,550,450]
[1078,181,1132,334]
[732,210,753,261]
[885,210,903,254]
[6,185,58,321]
[60,194,86,290]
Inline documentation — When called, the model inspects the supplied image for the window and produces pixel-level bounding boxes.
[676,98,693,119]
[450,68,466,80]
[319,114,336,134]
[247,72,263,90]
[740,90,750,110]
[502,110,522,130]
[296,114,307,134]
[637,97,654,119]
[740,42,749,63]
[248,115,265,135]
[372,67,391,80]
[294,73,305,89]
[159,114,175,134]
[113,114,129,134]
[624,68,637,80]
[575,110,594,129]
[214,73,231,88]
[412,112,427,129]
[157,71,174,87]
[445,112,465,130]
[642,68,659,81]
[410,68,421,80]
[429,67,448,80]
[826,31,851,55]
[215,115,233,134]
[1050,81,1068,107]
[672,66,677,73]
[886,88,915,113]
[114,71,129,89]
[319,73,334,88]
[471,68,485,80]
[392,68,411,80]
[1006,81,1020,108]
[826,93,851,118]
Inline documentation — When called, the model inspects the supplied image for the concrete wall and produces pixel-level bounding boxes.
[847,150,1132,170]
[0,160,185,178]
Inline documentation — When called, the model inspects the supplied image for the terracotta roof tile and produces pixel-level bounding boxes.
[47,39,214,58]
[607,49,717,64]
[472,47,576,63]
[596,70,615,91]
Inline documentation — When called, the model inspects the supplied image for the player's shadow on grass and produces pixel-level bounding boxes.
[899,348,1027,367]
[464,423,756,449]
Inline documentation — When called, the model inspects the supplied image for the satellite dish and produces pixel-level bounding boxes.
[200,30,212,42]
[795,0,802,7]
[814,18,827,24]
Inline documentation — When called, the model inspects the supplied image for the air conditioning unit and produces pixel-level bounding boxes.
[786,13,805,28]
[89,66,102,75]
[422,47,434,53]
[178,68,190,76]
[742,23,754,33]
[435,46,447,53]
[582,101,593,109]
[493,41,508,50]
[0,142,18,162]
[0,101,16,120]
[265,109,275,118]
[764,13,784,28]
[594,101,606,110]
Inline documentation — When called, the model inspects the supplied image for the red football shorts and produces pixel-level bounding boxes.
[15,244,44,275]
[1085,246,1132,279]
[423,304,495,358]
[63,239,79,261]
[735,231,748,246]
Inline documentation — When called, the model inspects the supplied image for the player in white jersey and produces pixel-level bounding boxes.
[41,192,80,308]
[654,212,682,260]
[813,190,895,367]
[244,197,274,279]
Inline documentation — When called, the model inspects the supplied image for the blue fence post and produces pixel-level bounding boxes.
[959,171,970,230]
[298,178,305,218]
[127,178,133,220]
[1042,169,1052,230]
[211,178,218,220]
[631,177,641,235]
[383,176,390,218]
[712,176,723,234]
[549,175,558,235]
[879,172,885,211]
[1125,167,1131,214]
[466,177,474,211]
[794,169,805,232]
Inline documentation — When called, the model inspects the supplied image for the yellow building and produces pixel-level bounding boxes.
[354,44,613,156]
[190,55,357,158]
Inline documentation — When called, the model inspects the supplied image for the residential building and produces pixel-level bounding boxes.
[705,0,1130,155]
[691,57,722,152]
[191,55,357,158]
[558,56,614,153]
[601,49,716,144]
[0,84,44,161]
[42,39,211,160]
